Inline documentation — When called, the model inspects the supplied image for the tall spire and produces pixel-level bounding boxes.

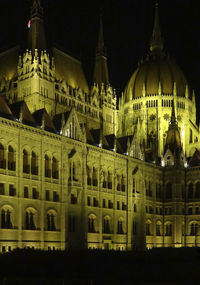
[93,13,109,87]
[28,0,47,54]
[150,0,163,54]
[96,13,106,57]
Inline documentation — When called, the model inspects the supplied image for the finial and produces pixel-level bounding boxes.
[31,0,43,19]
[150,0,163,54]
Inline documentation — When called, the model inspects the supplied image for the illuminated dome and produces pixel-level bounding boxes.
[124,2,191,102]
[124,55,189,102]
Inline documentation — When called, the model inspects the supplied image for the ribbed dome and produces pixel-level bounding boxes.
[124,55,189,102]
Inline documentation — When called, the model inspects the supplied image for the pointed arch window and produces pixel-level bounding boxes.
[52,157,59,179]
[1,209,13,229]
[190,223,198,236]
[117,219,124,234]
[0,143,6,169]
[45,155,51,178]
[8,146,15,171]
[88,216,96,233]
[47,213,56,231]
[25,211,36,230]
[103,217,111,234]
[31,151,38,175]
[108,171,112,189]
[92,167,98,186]
[23,149,30,173]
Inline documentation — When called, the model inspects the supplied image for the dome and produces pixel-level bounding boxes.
[124,1,190,103]
[124,55,189,102]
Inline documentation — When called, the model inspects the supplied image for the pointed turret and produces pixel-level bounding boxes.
[150,0,164,54]
[28,0,47,54]
[93,13,109,87]
[163,99,184,166]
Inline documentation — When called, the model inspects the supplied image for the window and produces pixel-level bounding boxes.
[88,216,95,233]
[122,202,127,211]
[25,211,36,230]
[71,194,77,204]
[0,143,6,169]
[133,178,135,193]
[103,217,110,234]
[53,191,59,202]
[32,188,39,199]
[108,200,113,209]
[108,172,112,189]
[134,204,137,212]
[188,208,193,215]
[23,150,29,173]
[190,223,198,236]
[103,199,106,208]
[102,172,106,188]
[68,216,76,232]
[92,168,98,186]
[117,220,123,234]
[45,155,51,178]
[117,201,120,210]
[165,224,172,236]
[156,224,161,236]
[121,176,125,192]
[0,183,5,195]
[52,157,59,179]
[93,197,98,207]
[24,187,28,198]
[31,151,38,175]
[146,223,151,235]
[45,190,50,201]
[8,146,15,171]
[87,167,91,185]
[1,209,12,229]
[156,183,162,200]
[87,196,91,206]
[47,213,56,231]
[9,185,16,196]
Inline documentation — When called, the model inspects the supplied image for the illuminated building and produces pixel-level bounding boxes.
[0,0,200,252]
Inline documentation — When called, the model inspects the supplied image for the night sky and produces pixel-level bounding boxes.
[0,0,200,101]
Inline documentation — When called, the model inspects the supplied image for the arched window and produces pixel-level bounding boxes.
[188,183,194,199]
[45,155,51,178]
[47,213,56,231]
[117,219,124,234]
[88,215,96,233]
[31,151,38,175]
[108,171,112,189]
[8,146,15,171]
[92,167,98,186]
[165,182,172,199]
[25,211,36,230]
[190,223,198,236]
[156,222,162,236]
[133,178,135,193]
[121,175,125,192]
[23,149,29,173]
[195,182,200,199]
[1,209,13,229]
[102,171,106,188]
[52,157,59,179]
[0,143,6,169]
[87,166,91,185]
[146,221,151,236]
[117,175,121,191]
[165,224,172,236]
[103,217,110,234]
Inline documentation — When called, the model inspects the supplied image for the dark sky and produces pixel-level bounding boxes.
[0,0,200,99]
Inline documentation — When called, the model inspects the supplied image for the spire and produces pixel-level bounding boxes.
[28,0,47,54]
[96,13,106,57]
[150,0,163,54]
[93,13,109,87]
